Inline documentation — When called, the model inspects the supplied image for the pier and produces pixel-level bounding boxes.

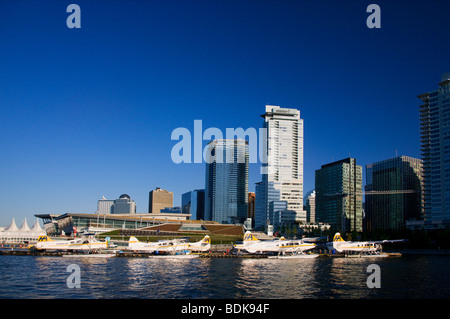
[0,246,409,258]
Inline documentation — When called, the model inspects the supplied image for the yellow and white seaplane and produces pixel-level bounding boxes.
[327,233,406,256]
[238,231,317,256]
[127,235,211,254]
[34,234,111,252]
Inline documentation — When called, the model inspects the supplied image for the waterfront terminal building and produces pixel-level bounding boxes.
[0,218,46,244]
[33,212,245,238]
[35,212,192,236]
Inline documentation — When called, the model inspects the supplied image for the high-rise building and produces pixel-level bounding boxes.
[148,188,173,214]
[315,158,363,233]
[113,194,137,214]
[182,189,205,220]
[97,197,115,214]
[255,105,304,229]
[204,139,249,224]
[418,72,450,229]
[365,156,423,231]
[248,192,255,220]
[305,190,316,223]
[97,195,136,214]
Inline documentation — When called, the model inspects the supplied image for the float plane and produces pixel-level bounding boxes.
[128,235,211,253]
[34,234,111,251]
[239,231,317,254]
[327,233,406,253]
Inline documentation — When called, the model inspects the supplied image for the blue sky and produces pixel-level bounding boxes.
[0,0,449,226]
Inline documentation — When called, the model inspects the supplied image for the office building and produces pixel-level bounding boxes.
[182,189,205,220]
[204,139,249,224]
[305,190,316,223]
[315,158,363,233]
[255,105,304,229]
[97,197,115,214]
[97,194,136,214]
[113,194,136,214]
[160,207,182,214]
[248,192,255,220]
[365,156,423,231]
[418,72,450,228]
[149,188,173,214]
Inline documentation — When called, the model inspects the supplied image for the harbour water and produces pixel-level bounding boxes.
[1,254,450,299]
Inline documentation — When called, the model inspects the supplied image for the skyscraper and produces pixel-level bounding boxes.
[315,158,363,233]
[181,189,205,220]
[113,194,137,214]
[418,72,450,229]
[305,190,316,223]
[97,197,115,214]
[255,105,304,229]
[365,156,423,231]
[148,188,173,214]
[248,192,255,221]
[97,194,136,214]
[204,139,249,224]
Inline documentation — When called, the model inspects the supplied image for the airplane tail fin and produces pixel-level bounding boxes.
[243,231,259,242]
[37,235,52,242]
[333,233,345,242]
[201,235,211,244]
[129,236,140,244]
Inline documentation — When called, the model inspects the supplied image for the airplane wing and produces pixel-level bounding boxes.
[302,236,327,243]
[171,237,190,243]
[369,239,408,244]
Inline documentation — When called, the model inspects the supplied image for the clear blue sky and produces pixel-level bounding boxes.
[0,0,449,226]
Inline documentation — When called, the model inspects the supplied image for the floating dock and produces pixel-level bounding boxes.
[0,248,403,258]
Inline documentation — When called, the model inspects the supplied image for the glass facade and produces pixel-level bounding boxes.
[204,139,249,224]
[181,189,205,220]
[365,156,423,231]
[315,158,363,233]
[419,72,450,228]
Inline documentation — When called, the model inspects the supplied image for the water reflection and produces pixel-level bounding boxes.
[234,258,320,299]
[120,258,213,298]
[2,255,450,299]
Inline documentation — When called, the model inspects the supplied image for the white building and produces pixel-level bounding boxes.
[0,218,46,244]
[97,197,115,214]
[97,194,136,214]
[256,105,305,229]
[305,190,316,223]
[113,194,136,214]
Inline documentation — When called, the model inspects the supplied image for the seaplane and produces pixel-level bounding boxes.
[128,235,211,254]
[34,234,111,252]
[239,231,317,255]
[327,233,406,255]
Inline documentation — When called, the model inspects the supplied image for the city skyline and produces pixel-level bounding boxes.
[1,1,450,226]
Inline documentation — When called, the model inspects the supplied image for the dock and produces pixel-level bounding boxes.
[0,248,403,258]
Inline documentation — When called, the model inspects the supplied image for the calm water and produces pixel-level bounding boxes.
[0,255,449,299]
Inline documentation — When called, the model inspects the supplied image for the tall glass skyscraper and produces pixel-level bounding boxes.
[204,139,249,224]
[181,189,205,220]
[255,105,304,230]
[419,72,450,228]
[365,156,423,231]
[315,158,363,233]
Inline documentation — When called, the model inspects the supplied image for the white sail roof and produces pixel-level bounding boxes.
[5,218,19,232]
[30,219,45,234]
[1,217,46,243]
[19,218,31,232]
